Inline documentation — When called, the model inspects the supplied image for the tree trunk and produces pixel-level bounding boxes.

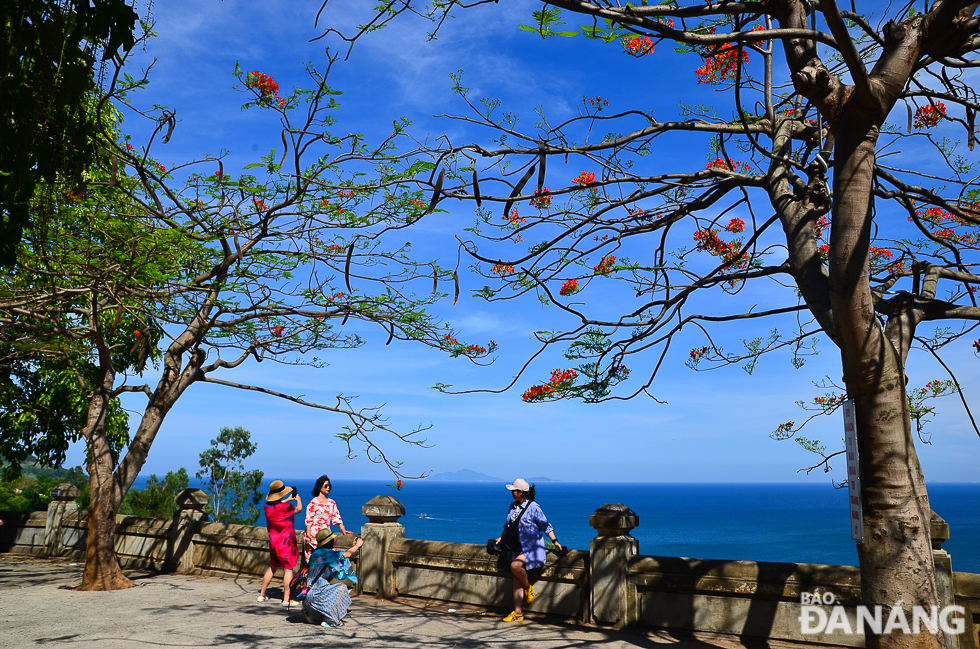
[831,121,944,649]
[80,362,133,590]
[852,341,941,649]
[82,476,132,590]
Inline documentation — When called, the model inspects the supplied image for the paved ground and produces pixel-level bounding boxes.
[1,554,819,649]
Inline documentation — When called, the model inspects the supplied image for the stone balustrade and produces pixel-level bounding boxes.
[1,487,977,649]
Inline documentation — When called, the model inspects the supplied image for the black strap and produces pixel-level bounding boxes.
[502,501,530,544]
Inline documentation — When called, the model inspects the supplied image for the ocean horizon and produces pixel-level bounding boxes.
[222,480,978,573]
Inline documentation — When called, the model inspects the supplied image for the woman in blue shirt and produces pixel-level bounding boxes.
[301,529,363,627]
[493,478,566,622]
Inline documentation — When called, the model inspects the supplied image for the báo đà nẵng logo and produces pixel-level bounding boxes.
[799,592,965,635]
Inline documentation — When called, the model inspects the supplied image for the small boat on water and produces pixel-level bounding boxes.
[418,513,430,519]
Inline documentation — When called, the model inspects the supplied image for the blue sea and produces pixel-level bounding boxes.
[240,481,979,573]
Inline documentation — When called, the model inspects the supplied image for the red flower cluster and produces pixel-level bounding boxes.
[252,199,266,211]
[504,209,527,224]
[530,188,553,209]
[814,215,829,240]
[155,163,166,173]
[559,279,579,296]
[974,339,980,354]
[913,102,946,129]
[694,228,748,270]
[694,229,734,255]
[491,263,515,275]
[622,36,655,56]
[594,255,616,275]
[326,291,346,301]
[443,334,498,357]
[813,394,845,407]
[869,247,894,264]
[781,107,817,126]
[522,368,579,402]
[724,218,745,233]
[706,158,752,173]
[587,96,609,107]
[915,207,955,223]
[573,170,596,186]
[125,143,134,151]
[695,43,749,84]
[271,325,285,337]
[689,346,709,361]
[246,71,287,107]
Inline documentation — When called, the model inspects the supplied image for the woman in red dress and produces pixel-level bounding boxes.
[258,480,302,604]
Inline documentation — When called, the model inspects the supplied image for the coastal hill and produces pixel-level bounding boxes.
[428,470,558,482]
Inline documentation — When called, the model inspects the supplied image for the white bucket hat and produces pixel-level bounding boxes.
[506,478,530,491]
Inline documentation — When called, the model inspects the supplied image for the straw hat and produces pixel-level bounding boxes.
[265,480,292,502]
[315,529,338,547]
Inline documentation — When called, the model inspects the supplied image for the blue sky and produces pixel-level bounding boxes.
[61,0,980,483]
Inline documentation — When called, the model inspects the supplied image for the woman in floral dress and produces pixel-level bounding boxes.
[304,474,352,560]
[258,480,302,604]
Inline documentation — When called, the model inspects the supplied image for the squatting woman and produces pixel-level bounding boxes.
[493,478,566,622]
[302,529,364,627]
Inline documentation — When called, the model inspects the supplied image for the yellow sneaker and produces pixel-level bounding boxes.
[525,584,535,605]
[502,611,524,622]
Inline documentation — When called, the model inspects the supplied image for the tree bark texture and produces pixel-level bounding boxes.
[80,341,202,590]
[829,121,943,649]
[81,361,132,590]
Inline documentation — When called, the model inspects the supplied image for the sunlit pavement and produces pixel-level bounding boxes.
[1,554,823,649]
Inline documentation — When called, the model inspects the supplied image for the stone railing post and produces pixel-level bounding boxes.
[164,488,209,573]
[589,503,639,628]
[360,495,405,598]
[932,510,964,649]
[44,483,79,556]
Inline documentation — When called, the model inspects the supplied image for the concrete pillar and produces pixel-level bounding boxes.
[44,483,79,556]
[932,510,965,649]
[360,495,405,599]
[164,489,209,573]
[589,503,639,627]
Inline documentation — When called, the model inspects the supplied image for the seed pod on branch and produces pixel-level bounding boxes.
[537,145,546,193]
[426,167,445,215]
[503,165,535,219]
[472,169,482,207]
[345,240,355,292]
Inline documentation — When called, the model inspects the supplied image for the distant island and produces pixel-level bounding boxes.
[428,470,559,482]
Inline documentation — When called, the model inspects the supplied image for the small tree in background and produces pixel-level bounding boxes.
[196,427,263,525]
[118,468,189,519]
